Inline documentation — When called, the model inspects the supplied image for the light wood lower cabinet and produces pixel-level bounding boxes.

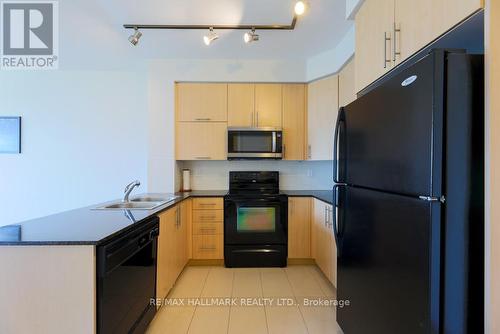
[288,197,311,258]
[311,199,336,286]
[192,234,224,259]
[176,122,227,160]
[157,206,177,300]
[192,197,224,259]
[157,202,190,301]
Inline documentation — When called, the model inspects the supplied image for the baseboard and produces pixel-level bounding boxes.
[187,258,315,266]
[187,259,224,266]
[287,258,316,265]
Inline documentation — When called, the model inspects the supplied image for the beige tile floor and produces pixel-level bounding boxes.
[147,265,343,334]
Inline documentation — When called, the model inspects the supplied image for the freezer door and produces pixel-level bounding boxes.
[339,51,444,197]
[336,186,441,334]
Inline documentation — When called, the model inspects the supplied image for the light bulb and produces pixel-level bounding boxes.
[294,1,306,15]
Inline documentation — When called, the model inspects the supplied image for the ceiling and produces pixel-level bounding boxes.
[60,0,353,68]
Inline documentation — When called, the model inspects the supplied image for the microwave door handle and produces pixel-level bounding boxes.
[272,132,277,153]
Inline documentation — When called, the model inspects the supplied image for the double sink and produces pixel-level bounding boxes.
[95,195,179,210]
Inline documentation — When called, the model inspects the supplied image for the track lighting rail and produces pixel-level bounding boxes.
[123,16,297,31]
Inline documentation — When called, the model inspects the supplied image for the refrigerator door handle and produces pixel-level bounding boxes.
[332,183,347,256]
[333,108,345,184]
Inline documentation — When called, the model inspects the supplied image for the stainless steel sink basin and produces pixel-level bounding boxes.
[130,196,178,203]
[95,202,164,210]
[93,194,179,211]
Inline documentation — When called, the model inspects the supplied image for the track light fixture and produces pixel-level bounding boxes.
[203,27,219,46]
[294,1,307,16]
[128,28,142,46]
[243,29,259,44]
[124,9,307,46]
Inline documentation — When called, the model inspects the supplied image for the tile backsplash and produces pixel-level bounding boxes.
[179,160,333,190]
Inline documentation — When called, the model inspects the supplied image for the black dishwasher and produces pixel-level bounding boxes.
[97,216,159,334]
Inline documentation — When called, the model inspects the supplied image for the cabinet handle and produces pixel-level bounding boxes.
[283,144,286,159]
[199,203,216,206]
[195,118,211,121]
[199,216,216,220]
[200,228,216,233]
[251,112,254,126]
[393,23,401,62]
[256,111,259,127]
[200,246,216,251]
[195,156,211,160]
[383,32,391,69]
[324,207,327,226]
[308,145,312,159]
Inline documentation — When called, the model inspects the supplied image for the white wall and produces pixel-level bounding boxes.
[0,70,148,226]
[307,25,356,81]
[181,160,333,190]
[147,58,308,193]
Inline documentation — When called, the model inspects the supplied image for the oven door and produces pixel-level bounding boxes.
[224,196,288,245]
[227,128,282,159]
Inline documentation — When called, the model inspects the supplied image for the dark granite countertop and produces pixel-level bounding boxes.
[0,190,331,246]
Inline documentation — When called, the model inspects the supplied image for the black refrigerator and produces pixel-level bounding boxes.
[333,49,484,334]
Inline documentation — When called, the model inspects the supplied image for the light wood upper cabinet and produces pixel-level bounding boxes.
[394,0,434,65]
[282,84,307,160]
[288,197,311,258]
[338,58,357,107]
[307,75,338,160]
[355,0,395,93]
[431,0,483,41]
[255,84,282,127]
[228,83,255,127]
[176,83,228,122]
[176,122,227,160]
[355,0,483,91]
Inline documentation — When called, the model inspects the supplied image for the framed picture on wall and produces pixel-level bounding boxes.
[0,117,21,154]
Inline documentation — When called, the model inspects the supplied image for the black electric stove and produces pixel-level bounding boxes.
[224,171,288,267]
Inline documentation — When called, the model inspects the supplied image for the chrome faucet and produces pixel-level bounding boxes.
[123,180,141,202]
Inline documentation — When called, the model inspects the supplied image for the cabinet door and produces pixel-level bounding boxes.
[176,83,228,122]
[288,197,311,258]
[394,0,434,65]
[338,58,357,107]
[176,122,227,160]
[228,84,255,127]
[326,204,336,286]
[157,207,177,301]
[179,200,191,270]
[355,0,395,93]
[307,75,338,160]
[282,84,307,160]
[255,84,282,127]
[431,0,482,40]
[312,199,326,270]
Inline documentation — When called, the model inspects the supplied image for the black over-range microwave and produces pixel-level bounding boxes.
[227,127,283,160]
